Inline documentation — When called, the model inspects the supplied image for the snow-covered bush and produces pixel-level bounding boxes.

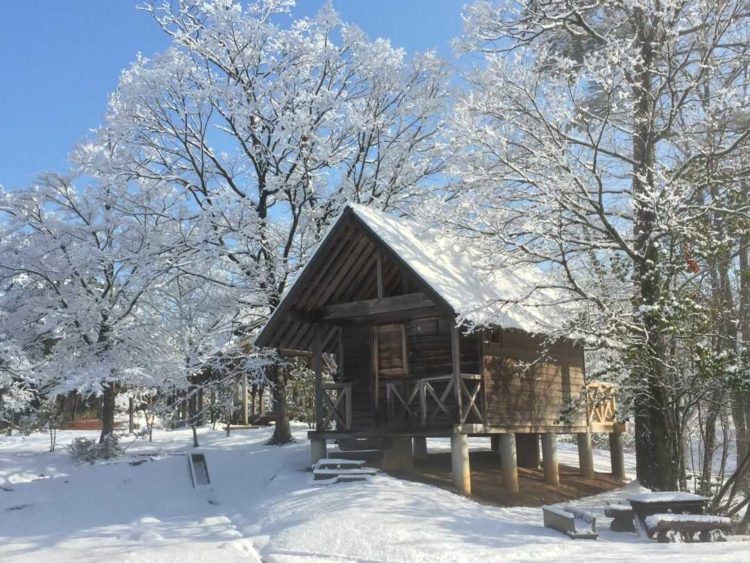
[67,435,123,464]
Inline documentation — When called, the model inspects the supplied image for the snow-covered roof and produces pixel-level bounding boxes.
[255,203,574,351]
[347,203,572,334]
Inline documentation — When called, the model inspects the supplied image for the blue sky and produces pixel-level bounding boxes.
[0,1,465,189]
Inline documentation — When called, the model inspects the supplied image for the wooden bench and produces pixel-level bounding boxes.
[644,514,732,543]
[604,503,635,532]
[543,505,598,540]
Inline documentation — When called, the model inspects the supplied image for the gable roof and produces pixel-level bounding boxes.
[254,204,571,352]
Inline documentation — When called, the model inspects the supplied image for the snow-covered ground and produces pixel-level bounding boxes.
[0,425,745,562]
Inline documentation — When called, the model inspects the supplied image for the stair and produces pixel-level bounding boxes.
[312,458,379,483]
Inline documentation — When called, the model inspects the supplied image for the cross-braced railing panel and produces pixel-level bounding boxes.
[386,380,419,426]
[385,373,485,429]
[320,382,352,431]
[458,374,485,425]
[586,382,617,424]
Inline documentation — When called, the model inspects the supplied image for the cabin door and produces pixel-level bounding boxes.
[373,323,409,423]
[341,324,375,430]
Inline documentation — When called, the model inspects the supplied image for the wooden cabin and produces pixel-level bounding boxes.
[255,204,623,495]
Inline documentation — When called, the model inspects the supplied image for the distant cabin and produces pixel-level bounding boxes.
[255,204,622,494]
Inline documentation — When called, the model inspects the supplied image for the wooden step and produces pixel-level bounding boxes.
[315,458,366,471]
[313,467,379,481]
[312,457,379,483]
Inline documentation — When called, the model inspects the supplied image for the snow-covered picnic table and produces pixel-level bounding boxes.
[627,492,710,539]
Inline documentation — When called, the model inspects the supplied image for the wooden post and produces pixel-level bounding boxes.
[376,251,384,299]
[413,436,428,461]
[499,433,519,492]
[609,431,626,479]
[450,322,463,422]
[542,432,560,486]
[314,324,323,431]
[577,432,595,479]
[241,373,249,425]
[451,433,471,495]
[310,436,326,467]
[516,433,541,468]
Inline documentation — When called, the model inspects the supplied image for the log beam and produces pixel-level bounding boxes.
[292,293,436,323]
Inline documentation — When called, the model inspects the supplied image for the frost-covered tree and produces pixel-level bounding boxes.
[0,174,183,442]
[77,0,447,443]
[445,0,750,489]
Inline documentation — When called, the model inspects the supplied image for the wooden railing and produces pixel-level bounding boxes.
[586,381,617,424]
[386,373,485,428]
[320,382,352,431]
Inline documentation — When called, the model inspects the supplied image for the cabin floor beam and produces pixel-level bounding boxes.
[451,433,471,495]
[576,432,595,479]
[541,432,560,486]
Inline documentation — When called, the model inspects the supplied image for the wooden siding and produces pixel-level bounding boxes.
[482,330,586,428]
[406,317,479,377]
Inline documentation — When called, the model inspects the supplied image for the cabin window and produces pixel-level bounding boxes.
[374,324,408,378]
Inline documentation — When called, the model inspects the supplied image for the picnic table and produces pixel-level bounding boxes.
[628,492,710,538]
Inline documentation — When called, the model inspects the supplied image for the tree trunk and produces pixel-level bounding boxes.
[128,397,134,434]
[99,382,117,443]
[268,363,292,444]
[734,234,750,490]
[700,393,722,494]
[630,9,679,490]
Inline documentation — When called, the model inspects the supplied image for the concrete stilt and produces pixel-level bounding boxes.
[310,437,327,467]
[499,433,519,492]
[381,436,414,471]
[541,432,560,486]
[413,436,428,461]
[451,433,471,495]
[490,435,500,453]
[576,432,595,479]
[609,431,626,480]
[516,433,541,468]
